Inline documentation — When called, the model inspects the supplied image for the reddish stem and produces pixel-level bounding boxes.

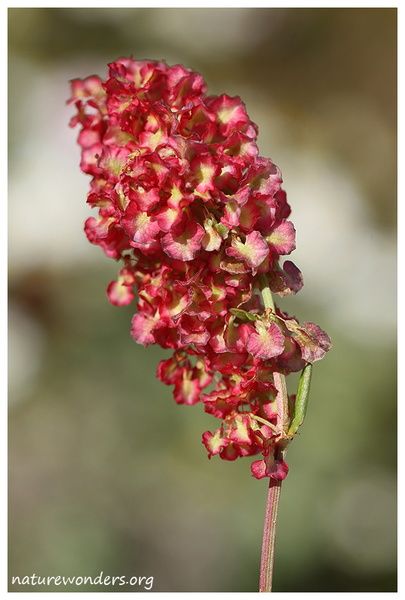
[259,478,282,592]
[258,276,287,593]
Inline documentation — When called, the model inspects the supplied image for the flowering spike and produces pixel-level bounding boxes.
[69,56,331,484]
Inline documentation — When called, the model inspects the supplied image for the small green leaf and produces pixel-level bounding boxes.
[229,308,259,322]
[287,363,312,436]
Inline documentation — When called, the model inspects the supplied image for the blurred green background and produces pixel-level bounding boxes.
[8,8,396,592]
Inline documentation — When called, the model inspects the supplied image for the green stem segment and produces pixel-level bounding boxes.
[258,275,290,436]
[259,274,276,312]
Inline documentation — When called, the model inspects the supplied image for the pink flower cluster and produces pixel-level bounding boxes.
[69,58,331,479]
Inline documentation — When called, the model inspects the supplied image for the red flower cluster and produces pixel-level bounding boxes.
[69,58,331,480]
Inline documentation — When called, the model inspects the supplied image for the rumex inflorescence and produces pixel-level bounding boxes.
[69,57,331,480]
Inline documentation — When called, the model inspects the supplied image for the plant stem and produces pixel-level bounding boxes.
[259,275,276,312]
[258,275,289,592]
[259,479,282,592]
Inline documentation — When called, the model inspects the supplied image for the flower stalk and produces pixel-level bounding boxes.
[258,275,289,592]
[259,479,282,592]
